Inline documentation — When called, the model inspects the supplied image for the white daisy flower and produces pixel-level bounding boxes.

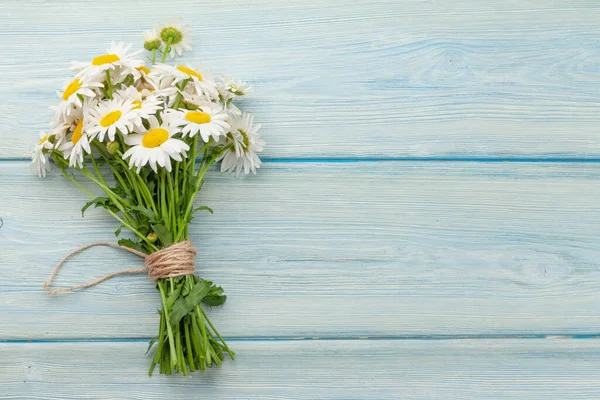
[59,119,92,168]
[30,131,54,177]
[72,42,143,80]
[122,114,189,173]
[156,18,192,58]
[130,65,159,90]
[55,78,102,119]
[171,104,230,142]
[150,64,218,99]
[218,113,265,177]
[219,77,250,98]
[86,98,137,142]
[114,86,163,128]
[143,29,162,52]
[50,104,84,148]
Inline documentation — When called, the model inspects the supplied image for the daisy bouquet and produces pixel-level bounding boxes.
[32,20,265,375]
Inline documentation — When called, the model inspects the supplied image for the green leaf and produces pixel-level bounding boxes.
[151,224,173,247]
[146,181,156,196]
[188,173,196,193]
[114,225,124,237]
[130,205,157,223]
[169,280,211,325]
[81,196,109,217]
[166,282,184,309]
[202,295,227,307]
[192,205,214,215]
[118,238,144,252]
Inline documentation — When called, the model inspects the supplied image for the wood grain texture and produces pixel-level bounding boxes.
[2,0,600,158]
[2,161,600,339]
[3,339,600,399]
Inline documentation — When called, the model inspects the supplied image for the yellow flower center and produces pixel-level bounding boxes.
[132,100,142,109]
[92,53,120,66]
[100,110,122,127]
[142,128,169,148]
[72,120,84,144]
[177,66,202,81]
[185,111,211,124]
[38,135,48,145]
[63,79,82,100]
[137,65,150,74]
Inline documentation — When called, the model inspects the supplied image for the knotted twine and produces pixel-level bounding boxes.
[43,240,196,295]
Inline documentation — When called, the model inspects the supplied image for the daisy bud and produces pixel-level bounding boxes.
[106,141,120,154]
[144,39,161,51]
[147,232,159,243]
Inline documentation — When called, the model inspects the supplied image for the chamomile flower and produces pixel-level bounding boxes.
[218,113,265,177]
[156,18,192,58]
[115,86,163,128]
[143,29,162,51]
[86,98,137,142]
[72,42,143,80]
[30,131,54,177]
[219,77,250,98]
[130,65,152,85]
[122,114,189,173]
[150,64,218,99]
[59,119,92,168]
[172,104,230,142]
[50,103,84,148]
[55,78,102,119]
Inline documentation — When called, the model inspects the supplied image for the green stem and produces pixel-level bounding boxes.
[180,146,231,236]
[166,172,177,234]
[63,166,158,251]
[196,306,211,366]
[60,166,94,197]
[172,79,190,110]
[160,169,168,227]
[201,308,235,358]
[151,48,156,65]
[184,320,196,371]
[158,280,178,368]
[149,310,166,376]
[161,37,173,63]
[105,70,113,99]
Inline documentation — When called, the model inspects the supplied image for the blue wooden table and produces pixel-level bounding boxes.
[2,1,600,398]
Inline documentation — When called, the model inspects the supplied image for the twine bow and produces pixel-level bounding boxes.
[43,240,196,295]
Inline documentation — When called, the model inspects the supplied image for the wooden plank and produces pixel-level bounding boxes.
[2,161,600,339]
[3,339,600,399]
[3,1,600,159]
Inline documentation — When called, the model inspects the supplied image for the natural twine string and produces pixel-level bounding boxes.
[43,240,196,295]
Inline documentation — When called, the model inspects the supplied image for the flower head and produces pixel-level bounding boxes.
[30,131,54,177]
[114,86,163,128]
[72,42,143,80]
[143,29,162,51]
[122,114,189,173]
[55,78,102,119]
[58,118,92,168]
[151,64,218,99]
[218,113,265,177]
[156,18,192,59]
[86,98,138,142]
[171,104,230,142]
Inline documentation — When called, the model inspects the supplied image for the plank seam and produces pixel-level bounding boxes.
[3,334,600,343]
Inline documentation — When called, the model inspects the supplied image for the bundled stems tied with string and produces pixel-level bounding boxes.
[44,240,234,375]
[32,20,264,376]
